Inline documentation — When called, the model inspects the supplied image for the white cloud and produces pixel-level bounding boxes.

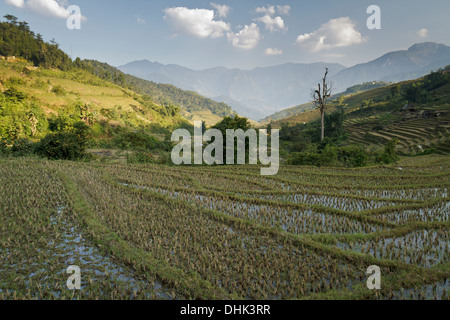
[227,23,261,50]
[255,4,288,33]
[5,0,24,8]
[265,48,282,56]
[276,5,290,15]
[256,14,286,33]
[164,7,230,38]
[4,0,86,19]
[255,5,276,16]
[296,17,365,52]
[27,0,70,18]
[417,28,428,38]
[137,17,146,24]
[256,4,290,16]
[210,3,231,18]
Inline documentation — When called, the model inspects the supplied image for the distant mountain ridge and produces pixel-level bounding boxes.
[331,42,450,91]
[119,42,450,121]
[119,61,346,120]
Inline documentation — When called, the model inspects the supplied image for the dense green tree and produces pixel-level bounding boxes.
[0,15,73,70]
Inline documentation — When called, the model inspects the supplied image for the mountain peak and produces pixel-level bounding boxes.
[408,42,447,52]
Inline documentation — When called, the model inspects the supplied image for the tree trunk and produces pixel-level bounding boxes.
[321,109,325,141]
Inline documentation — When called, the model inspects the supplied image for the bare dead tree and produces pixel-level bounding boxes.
[313,68,332,141]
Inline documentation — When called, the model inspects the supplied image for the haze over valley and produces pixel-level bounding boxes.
[119,42,450,120]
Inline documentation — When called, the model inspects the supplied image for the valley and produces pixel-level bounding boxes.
[0,11,448,302]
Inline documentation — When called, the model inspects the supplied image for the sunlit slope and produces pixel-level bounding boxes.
[0,59,183,128]
[268,72,450,154]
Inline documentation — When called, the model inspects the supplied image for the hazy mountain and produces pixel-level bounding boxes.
[331,42,450,91]
[119,42,450,121]
[119,61,346,120]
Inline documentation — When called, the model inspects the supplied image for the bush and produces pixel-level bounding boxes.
[34,132,87,160]
[51,85,67,96]
[289,144,368,167]
[11,138,34,157]
[113,130,168,151]
[337,145,368,167]
[376,152,398,164]
[3,87,27,101]
[375,139,399,164]
[0,137,11,155]
[288,151,322,166]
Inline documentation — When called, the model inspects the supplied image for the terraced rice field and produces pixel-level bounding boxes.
[0,155,448,300]
[346,106,450,154]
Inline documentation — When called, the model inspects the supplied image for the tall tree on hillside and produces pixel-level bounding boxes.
[4,15,18,25]
[313,68,332,141]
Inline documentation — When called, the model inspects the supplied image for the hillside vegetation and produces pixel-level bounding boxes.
[262,81,390,124]
[0,15,234,134]
[0,58,184,139]
[79,60,235,126]
[270,68,450,156]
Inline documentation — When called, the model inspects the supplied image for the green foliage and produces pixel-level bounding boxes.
[34,120,90,160]
[343,81,390,95]
[0,16,73,70]
[376,139,399,164]
[288,144,368,167]
[79,59,234,118]
[5,76,26,86]
[11,138,34,157]
[0,137,10,154]
[113,129,169,151]
[51,85,67,96]
[288,150,322,166]
[212,115,251,135]
[390,85,401,98]
[336,145,368,167]
[3,87,27,101]
[31,79,48,90]
[280,109,346,150]
[34,132,87,160]
[0,91,47,139]
[403,83,428,104]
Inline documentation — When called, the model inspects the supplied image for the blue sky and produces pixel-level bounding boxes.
[1,0,449,70]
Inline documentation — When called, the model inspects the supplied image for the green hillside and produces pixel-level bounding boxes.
[0,15,234,137]
[270,68,450,155]
[261,81,390,124]
[0,58,185,140]
[78,60,235,126]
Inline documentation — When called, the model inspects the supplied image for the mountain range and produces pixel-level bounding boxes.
[119,42,450,121]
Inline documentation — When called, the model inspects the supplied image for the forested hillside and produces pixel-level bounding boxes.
[0,15,188,151]
[0,15,234,128]
[0,14,72,70]
[78,60,235,125]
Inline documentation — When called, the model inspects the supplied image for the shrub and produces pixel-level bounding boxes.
[6,77,26,86]
[288,151,321,166]
[3,87,27,101]
[113,130,168,151]
[0,137,11,155]
[51,85,66,96]
[337,145,368,167]
[375,139,399,164]
[289,144,368,167]
[11,138,34,157]
[34,132,87,160]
